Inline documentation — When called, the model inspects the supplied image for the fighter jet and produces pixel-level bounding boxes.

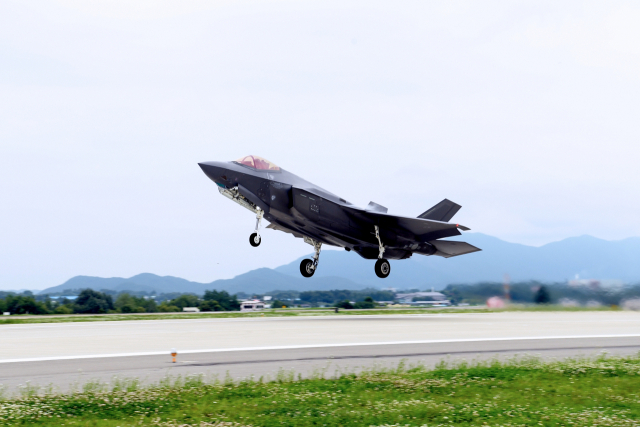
[199,155,480,279]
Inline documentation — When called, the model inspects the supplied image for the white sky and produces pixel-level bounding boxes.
[1,0,640,289]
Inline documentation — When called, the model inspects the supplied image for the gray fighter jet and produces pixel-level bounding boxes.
[199,155,480,279]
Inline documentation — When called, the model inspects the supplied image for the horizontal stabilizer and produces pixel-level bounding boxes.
[366,201,388,213]
[418,199,461,222]
[428,240,481,258]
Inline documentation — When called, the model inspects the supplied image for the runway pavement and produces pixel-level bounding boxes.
[2,311,639,393]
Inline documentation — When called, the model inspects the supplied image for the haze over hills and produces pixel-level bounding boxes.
[39,270,370,295]
[38,234,640,295]
[275,233,640,288]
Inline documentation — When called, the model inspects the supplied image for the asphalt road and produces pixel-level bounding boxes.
[2,312,639,393]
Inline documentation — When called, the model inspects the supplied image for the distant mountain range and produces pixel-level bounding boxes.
[38,233,640,295]
[39,270,372,295]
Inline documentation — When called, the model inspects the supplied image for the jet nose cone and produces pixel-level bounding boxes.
[198,162,213,176]
[198,161,218,171]
[198,162,209,172]
[198,161,227,184]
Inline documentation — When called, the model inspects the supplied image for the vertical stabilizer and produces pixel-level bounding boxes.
[418,199,461,222]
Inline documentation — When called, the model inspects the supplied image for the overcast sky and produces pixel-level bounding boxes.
[1,0,639,290]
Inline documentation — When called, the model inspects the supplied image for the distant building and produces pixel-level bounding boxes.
[568,277,624,290]
[568,278,601,289]
[622,299,640,311]
[396,292,445,302]
[559,298,580,307]
[394,292,450,306]
[241,299,265,311]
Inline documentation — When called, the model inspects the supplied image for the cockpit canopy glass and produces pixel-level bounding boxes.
[234,155,281,171]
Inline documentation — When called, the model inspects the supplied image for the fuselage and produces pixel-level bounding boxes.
[199,159,427,260]
[199,156,480,278]
[199,160,362,245]
[198,155,479,265]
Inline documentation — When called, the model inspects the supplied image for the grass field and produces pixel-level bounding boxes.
[0,305,620,325]
[2,354,640,426]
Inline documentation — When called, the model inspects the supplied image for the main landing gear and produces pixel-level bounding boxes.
[375,259,391,278]
[300,238,322,278]
[249,208,263,247]
[374,225,391,278]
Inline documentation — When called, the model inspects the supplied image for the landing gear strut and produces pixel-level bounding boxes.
[249,208,263,247]
[300,237,322,278]
[374,225,390,278]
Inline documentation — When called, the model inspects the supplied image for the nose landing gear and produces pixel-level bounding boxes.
[249,208,263,247]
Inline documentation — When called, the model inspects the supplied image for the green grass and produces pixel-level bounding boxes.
[0,305,621,325]
[3,354,640,426]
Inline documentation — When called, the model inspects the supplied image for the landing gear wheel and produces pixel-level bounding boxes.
[249,233,261,247]
[300,259,315,278]
[375,259,391,278]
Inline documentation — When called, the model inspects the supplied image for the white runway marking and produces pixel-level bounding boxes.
[2,334,639,364]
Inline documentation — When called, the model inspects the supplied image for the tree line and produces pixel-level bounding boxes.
[264,289,395,308]
[0,289,241,315]
[298,289,395,304]
[441,281,640,306]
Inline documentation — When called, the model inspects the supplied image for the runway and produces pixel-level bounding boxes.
[2,312,639,392]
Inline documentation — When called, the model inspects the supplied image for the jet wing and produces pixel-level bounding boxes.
[340,203,468,244]
[428,240,481,258]
[292,186,468,245]
[360,210,464,242]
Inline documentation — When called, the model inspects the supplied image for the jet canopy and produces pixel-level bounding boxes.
[235,155,281,171]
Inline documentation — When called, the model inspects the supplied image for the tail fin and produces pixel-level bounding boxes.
[418,199,461,222]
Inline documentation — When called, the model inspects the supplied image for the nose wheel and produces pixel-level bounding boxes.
[249,208,263,247]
